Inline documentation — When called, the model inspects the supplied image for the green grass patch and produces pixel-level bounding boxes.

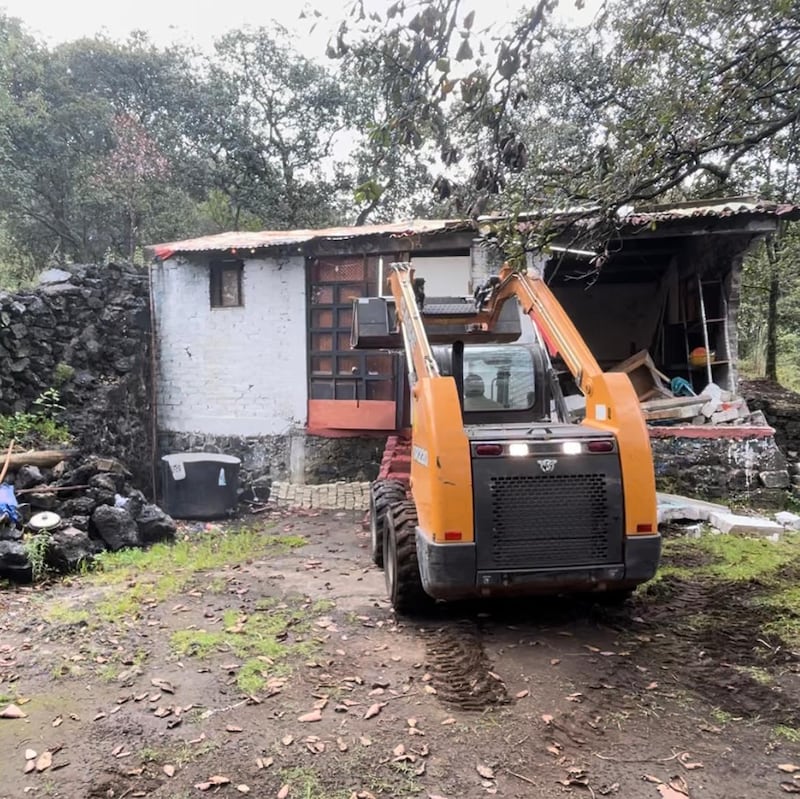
[774,725,800,743]
[42,526,305,628]
[89,527,305,586]
[647,531,800,647]
[171,599,319,694]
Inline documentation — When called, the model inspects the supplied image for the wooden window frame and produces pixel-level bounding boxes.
[210,259,244,308]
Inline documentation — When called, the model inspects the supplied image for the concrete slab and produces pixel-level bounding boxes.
[658,492,784,537]
[707,511,783,537]
[657,492,730,524]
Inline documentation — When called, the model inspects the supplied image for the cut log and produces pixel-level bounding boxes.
[5,450,80,470]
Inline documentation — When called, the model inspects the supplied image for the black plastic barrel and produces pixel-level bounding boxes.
[160,453,240,520]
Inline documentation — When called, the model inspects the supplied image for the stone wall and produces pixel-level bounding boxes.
[740,379,800,457]
[156,430,384,501]
[0,264,154,492]
[650,428,789,506]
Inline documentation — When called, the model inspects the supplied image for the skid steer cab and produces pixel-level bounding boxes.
[352,263,661,614]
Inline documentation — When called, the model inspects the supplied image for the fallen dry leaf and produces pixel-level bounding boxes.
[277,784,290,799]
[550,658,561,666]
[360,736,372,747]
[163,764,175,778]
[150,677,175,694]
[35,752,52,772]
[226,724,244,733]
[24,760,35,774]
[337,737,348,752]
[515,690,529,699]
[678,752,704,770]
[363,702,386,720]
[298,708,323,723]
[0,704,28,719]
[282,735,294,746]
[236,786,251,794]
[645,681,659,691]
[541,714,554,725]
[476,764,495,780]
[668,775,689,796]
[781,783,800,794]
[52,715,63,727]
[780,766,800,774]
[24,749,37,761]
[441,717,456,725]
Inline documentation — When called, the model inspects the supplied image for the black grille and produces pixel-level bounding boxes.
[487,474,613,569]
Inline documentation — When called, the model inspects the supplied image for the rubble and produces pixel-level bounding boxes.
[0,452,175,582]
[642,384,755,425]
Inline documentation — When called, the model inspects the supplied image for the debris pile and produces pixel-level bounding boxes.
[0,451,175,581]
[641,383,755,425]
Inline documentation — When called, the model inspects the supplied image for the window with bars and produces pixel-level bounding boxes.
[308,256,396,401]
[210,259,244,308]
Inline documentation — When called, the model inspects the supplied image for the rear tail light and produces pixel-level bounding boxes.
[475,443,503,456]
[636,523,653,533]
[587,440,614,453]
[444,531,463,541]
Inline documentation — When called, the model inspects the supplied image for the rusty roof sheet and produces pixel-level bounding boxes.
[150,199,799,259]
[621,198,800,225]
[150,218,468,260]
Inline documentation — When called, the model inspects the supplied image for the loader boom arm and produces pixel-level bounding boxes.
[471,262,657,536]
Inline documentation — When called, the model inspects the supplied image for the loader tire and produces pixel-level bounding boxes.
[369,480,407,568]
[383,500,432,615]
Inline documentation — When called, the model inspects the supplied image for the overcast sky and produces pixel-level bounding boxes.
[0,0,598,56]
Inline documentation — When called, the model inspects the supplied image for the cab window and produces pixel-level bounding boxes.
[462,346,536,412]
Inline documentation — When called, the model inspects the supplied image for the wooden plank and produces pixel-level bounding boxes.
[643,403,704,422]
[641,395,704,411]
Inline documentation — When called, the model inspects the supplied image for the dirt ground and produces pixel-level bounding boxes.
[2,510,800,799]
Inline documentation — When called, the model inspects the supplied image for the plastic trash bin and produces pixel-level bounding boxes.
[160,453,240,520]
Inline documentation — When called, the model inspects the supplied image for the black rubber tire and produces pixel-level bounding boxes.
[383,500,432,614]
[369,480,407,568]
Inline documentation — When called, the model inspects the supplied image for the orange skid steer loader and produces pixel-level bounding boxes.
[352,262,660,613]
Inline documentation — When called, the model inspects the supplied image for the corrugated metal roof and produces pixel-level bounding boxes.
[151,219,469,260]
[150,199,800,259]
[622,198,800,225]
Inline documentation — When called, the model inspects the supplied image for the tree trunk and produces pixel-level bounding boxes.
[765,234,780,381]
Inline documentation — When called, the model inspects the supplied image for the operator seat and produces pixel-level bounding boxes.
[463,373,502,411]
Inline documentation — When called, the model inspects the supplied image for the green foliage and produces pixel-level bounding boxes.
[52,362,75,386]
[0,389,71,448]
[171,600,318,694]
[22,531,50,581]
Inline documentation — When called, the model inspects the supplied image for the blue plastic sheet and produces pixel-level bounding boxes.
[0,482,20,524]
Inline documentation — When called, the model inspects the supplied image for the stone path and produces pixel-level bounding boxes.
[269,480,370,511]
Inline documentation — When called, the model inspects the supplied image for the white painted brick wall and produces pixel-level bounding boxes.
[152,255,307,436]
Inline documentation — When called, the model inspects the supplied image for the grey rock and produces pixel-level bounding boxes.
[60,496,97,517]
[92,505,141,551]
[25,491,58,511]
[46,526,96,572]
[38,268,73,285]
[89,473,120,494]
[15,465,45,491]
[136,503,176,544]
[759,470,790,489]
[0,523,22,541]
[69,514,90,532]
[0,539,29,568]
